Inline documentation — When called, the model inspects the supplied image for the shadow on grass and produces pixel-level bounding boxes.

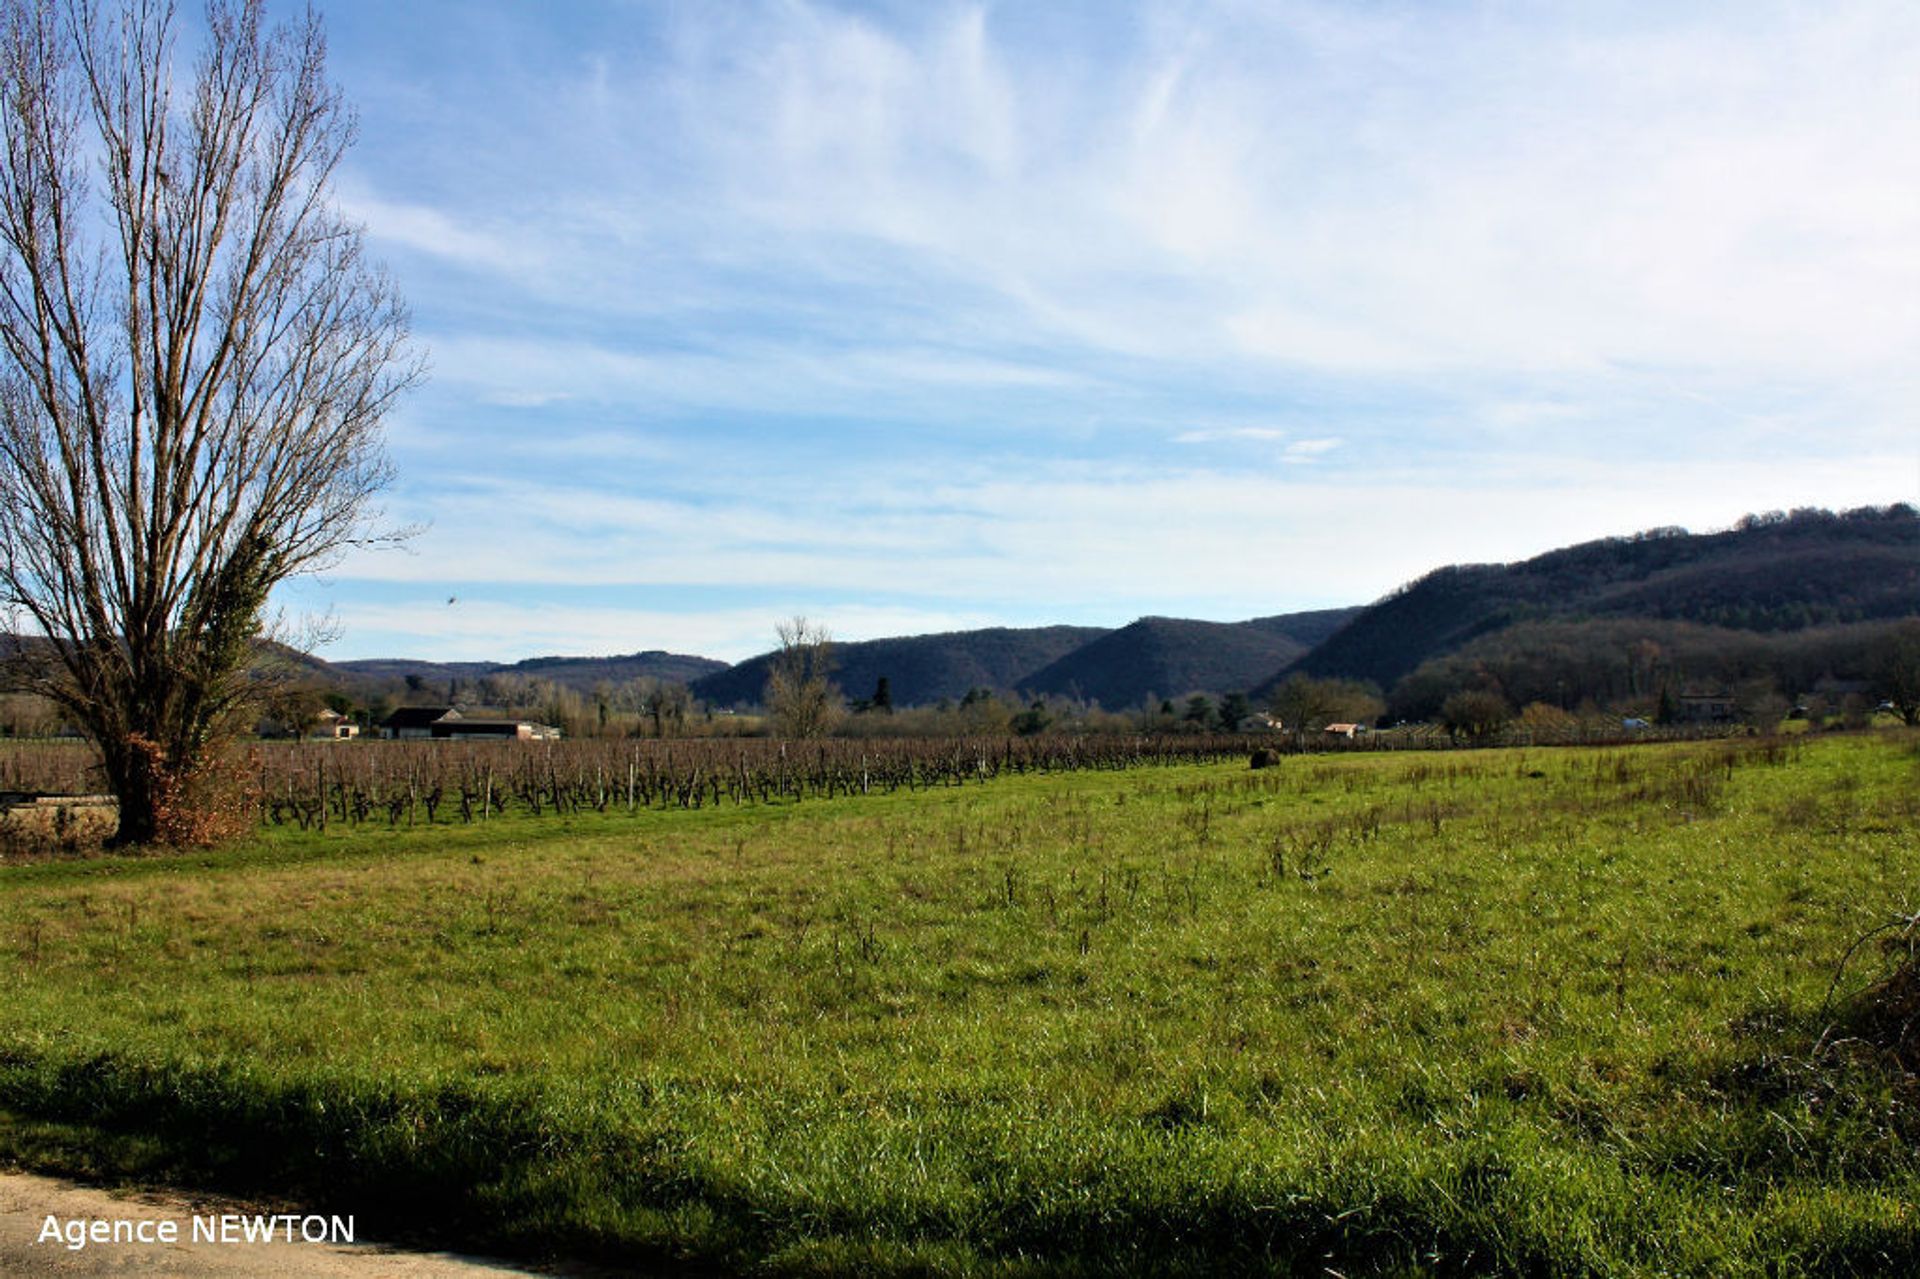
[0,1049,1606,1276]
[1636,989,1920,1187]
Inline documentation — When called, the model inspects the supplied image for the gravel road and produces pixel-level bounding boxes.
[0,1170,561,1277]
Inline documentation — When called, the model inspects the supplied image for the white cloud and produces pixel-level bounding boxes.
[483,389,575,409]
[1173,427,1291,444]
[652,0,1920,383]
[305,2,1920,661]
[337,185,542,276]
[416,331,1082,424]
[346,1,1920,396]
[296,447,1915,661]
[1283,438,1341,463]
[302,598,997,665]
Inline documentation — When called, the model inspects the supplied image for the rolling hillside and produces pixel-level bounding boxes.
[693,608,1368,710]
[1256,504,1920,697]
[289,607,1365,713]
[1241,606,1365,650]
[1020,617,1323,708]
[329,650,728,700]
[690,626,1110,709]
[287,507,1917,719]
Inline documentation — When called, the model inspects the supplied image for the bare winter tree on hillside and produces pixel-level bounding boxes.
[1872,620,1920,727]
[0,0,419,843]
[765,617,841,739]
[1267,674,1383,747]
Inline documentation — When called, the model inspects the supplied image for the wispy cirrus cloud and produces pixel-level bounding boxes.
[304,598,997,667]
[1173,427,1291,444]
[291,0,1920,661]
[300,447,1911,662]
[335,186,543,277]
[1283,439,1342,464]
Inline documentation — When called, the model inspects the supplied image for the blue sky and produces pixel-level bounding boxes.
[274,0,1920,663]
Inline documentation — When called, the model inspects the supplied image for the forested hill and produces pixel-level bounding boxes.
[290,610,1362,713]
[303,508,1915,715]
[1020,616,1343,709]
[331,650,728,701]
[1261,505,1920,695]
[691,608,1365,710]
[690,626,1110,709]
[1241,606,1366,650]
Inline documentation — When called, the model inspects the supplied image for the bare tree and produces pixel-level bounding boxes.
[0,0,419,843]
[632,676,690,738]
[1872,620,1920,727]
[764,616,840,739]
[1267,674,1383,747]
[1440,688,1512,743]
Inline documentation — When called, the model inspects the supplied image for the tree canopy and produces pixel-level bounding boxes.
[0,0,418,842]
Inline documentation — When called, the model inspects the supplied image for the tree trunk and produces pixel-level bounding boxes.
[96,726,204,848]
[98,738,161,847]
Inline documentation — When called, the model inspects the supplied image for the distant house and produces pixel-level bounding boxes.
[1676,690,1736,723]
[381,706,458,739]
[255,705,357,740]
[311,708,359,740]
[1323,722,1368,739]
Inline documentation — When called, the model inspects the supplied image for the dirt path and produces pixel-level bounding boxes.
[0,1170,561,1277]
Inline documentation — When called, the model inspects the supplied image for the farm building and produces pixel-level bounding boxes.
[429,718,562,741]
[1323,722,1368,738]
[379,707,561,741]
[381,706,458,739]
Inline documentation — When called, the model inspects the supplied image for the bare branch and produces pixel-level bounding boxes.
[0,0,418,844]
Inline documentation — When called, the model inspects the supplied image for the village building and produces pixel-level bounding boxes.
[380,706,458,739]
[379,707,561,741]
[429,718,562,741]
[311,708,359,740]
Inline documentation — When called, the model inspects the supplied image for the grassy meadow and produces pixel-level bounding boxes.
[1,732,1918,1274]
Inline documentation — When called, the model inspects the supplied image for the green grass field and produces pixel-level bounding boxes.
[1,733,1917,1274]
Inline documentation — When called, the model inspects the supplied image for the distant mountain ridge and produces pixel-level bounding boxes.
[305,609,1368,713]
[689,611,1367,710]
[290,506,1919,718]
[1240,607,1371,651]
[1020,616,1326,709]
[1255,504,1920,698]
[689,625,1109,709]
[330,650,727,700]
